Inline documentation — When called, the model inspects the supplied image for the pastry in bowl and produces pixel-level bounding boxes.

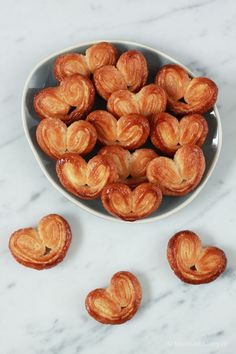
[87,110,150,149]
[101,182,162,221]
[150,112,208,155]
[56,153,119,199]
[98,145,157,186]
[155,64,218,115]
[34,74,95,123]
[147,145,206,196]
[54,42,118,80]
[107,84,167,118]
[36,118,97,159]
[94,50,148,100]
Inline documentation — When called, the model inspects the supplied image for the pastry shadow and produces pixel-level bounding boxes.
[133,271,151,315]
[61,212,82,264]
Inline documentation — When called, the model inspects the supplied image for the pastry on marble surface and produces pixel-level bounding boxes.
[98,145,157,186]
[34,74,95,123]
[150,112,208,155]
[36,118,97,159]
[94,50,148,99]
[107,84,167,118]
[85,271,142,324]
[54,42,118,81]
[155,64,218,115]
[147,144,205,196]
[9,214,72,270]
[101,182,162,221]
[56,153,119,199]
[87,110,150,149]
[167,230,227,284]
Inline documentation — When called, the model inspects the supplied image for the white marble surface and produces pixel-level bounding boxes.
[1,0,236,353]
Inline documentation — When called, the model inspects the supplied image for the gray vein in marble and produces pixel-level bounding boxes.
[183,187,232,227]
[0,133,24,149]
[7,282,16,289]
[69,0,218,34]
[1,94,15,103]
[137,0,218,25]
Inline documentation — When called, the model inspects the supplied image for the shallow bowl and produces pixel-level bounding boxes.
[22,40,222,223]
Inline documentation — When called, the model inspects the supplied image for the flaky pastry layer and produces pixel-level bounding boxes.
[167,230,227,284]
[34,74,95,123]
[87,110,150,149]
[155,64,218,115]
[85,271,142,324]
[9,214,72,270]
[147,144,206,195]
[151,112,208,155]
[101,182,162,221]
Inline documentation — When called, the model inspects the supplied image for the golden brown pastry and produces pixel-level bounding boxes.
[147,144,205,195]
[34,74,95,123]
[167,230,227,284]
[9,214,72,270]
[94,50,148,100]
[56,153,119,199]
[101,182,162,221]
[54,42,118,81]
[36,118,97,159]
[155,64,218,115]
[87,110,150,149]
[107,84,167,118]
[85,271,142,324]
[98,145,158,186]
[151,112,208,155]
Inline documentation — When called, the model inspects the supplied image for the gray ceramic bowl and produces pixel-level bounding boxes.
[22,40,222,223]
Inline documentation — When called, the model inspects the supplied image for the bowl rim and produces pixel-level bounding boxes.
[21,39,222,223]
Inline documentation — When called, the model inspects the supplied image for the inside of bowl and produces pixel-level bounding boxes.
[23,41,220,221]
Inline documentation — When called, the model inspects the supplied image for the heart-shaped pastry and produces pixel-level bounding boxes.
[107,84,167,118]
[98,145,158,186]
[101,182,162,221]
[54,42,118,81]
[85,271,142,324]
[147,144,205,195]
[34,74,95,123]
[36,118,97,159]
[167,230,227,284]
[87,110,150,149]
[155,64,218,115]
[94,50,148,100]
[9,214,72,270]
[56,153,119,199]
[150,112,208,155]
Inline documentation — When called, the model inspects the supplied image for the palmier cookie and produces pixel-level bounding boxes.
[87,110,150,149]
[101,182,162,221]
[85,271,142,324]
[94,50,148,99]
[9,214,72,270]
[107,84,167,118]
[56,153,119,199]
[155,64,218,115]
[34,74,95,123]
[54,42,118,80]
[167,230,227,284]
[98,145,158,186]
[36,118,97,159]
[150,112,208,155]
[147,144,205,196]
